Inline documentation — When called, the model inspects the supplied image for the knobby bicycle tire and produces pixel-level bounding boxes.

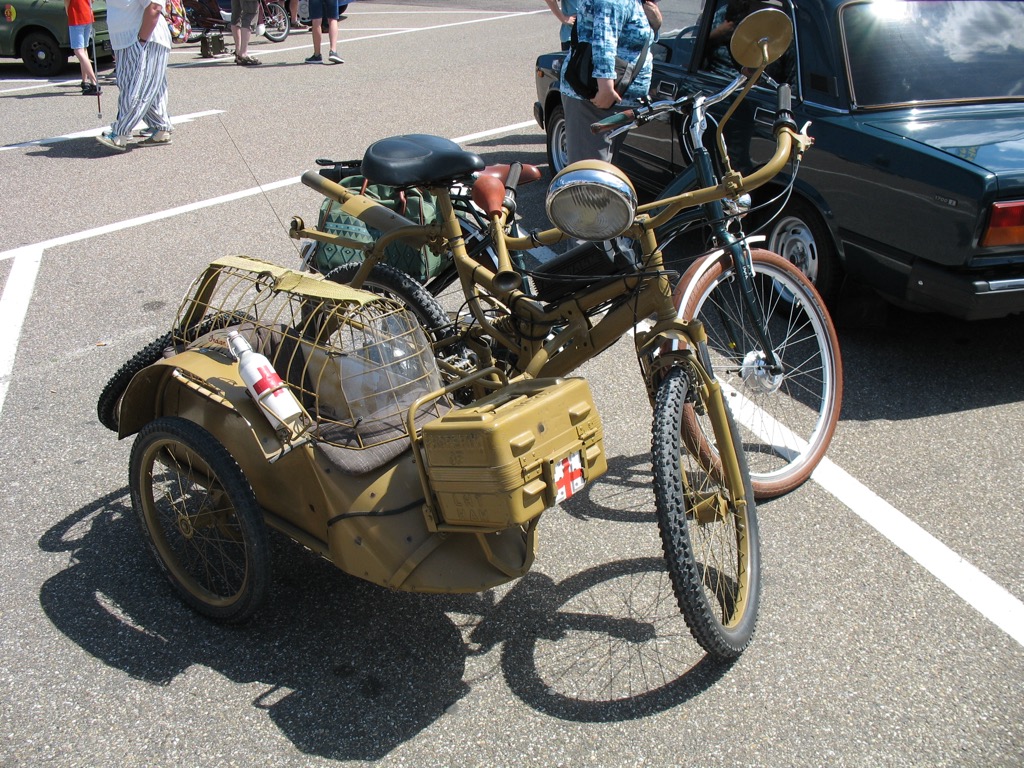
[323,262,452,344]
[96,312,254,432]
[651,365,760,660]
[675,248,842,498]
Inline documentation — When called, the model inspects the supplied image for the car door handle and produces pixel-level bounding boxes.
[655,80,677,98]
[754,107,775,127]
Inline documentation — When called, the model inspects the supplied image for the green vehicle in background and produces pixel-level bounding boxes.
[0,0,111,76]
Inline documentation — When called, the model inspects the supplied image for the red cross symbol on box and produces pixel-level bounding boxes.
[554,453,585,503]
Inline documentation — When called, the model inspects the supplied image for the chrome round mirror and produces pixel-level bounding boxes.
[730,8,793,69]
[545,161,638,242]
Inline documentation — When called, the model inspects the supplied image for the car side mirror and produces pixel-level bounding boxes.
[730,8,793,69]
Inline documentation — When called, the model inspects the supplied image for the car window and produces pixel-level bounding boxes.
[652,0,704,66]
[697,0,796,86]
[794,1,842,106]
[841,0,1024,108]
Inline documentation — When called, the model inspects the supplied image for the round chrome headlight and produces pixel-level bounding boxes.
[545,161,638,241]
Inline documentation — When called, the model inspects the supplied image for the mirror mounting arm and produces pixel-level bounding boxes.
[714,40,770,174]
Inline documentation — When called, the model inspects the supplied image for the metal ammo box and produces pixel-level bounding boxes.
[420,377,607,529]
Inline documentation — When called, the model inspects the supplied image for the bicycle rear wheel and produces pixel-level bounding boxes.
[675,248,842,498]
[652,366,760,660]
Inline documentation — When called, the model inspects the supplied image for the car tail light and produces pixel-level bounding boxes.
[981,201,1024,247]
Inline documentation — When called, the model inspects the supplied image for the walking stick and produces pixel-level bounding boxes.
[90,32,102,120]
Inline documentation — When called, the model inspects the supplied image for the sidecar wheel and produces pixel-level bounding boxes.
[129,417,270,623]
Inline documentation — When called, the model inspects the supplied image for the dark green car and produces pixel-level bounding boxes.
[0,0,110,76]
[535,0,1024,320]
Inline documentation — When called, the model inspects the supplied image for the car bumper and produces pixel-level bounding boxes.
[533,101,545,131]
[904,259,1024,320]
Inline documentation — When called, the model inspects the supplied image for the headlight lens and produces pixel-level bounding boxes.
[545,161,638,241]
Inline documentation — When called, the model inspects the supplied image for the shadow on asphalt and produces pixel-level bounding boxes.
[836,305,1024,422]
[39,488,727,760]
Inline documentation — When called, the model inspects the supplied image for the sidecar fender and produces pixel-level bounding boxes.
[117,349,273,456]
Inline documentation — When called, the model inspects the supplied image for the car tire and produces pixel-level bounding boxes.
[545,103,568,174]
[767,199,839,305]
[20,31,67,77]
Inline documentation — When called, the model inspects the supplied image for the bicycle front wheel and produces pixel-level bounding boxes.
[263,2,290,41]
[676,248,842,498]
[652,366,760,660]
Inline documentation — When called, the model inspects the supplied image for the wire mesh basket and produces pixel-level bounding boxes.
[173,256,444,450]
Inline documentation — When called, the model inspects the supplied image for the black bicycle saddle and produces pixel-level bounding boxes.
[361,134,485,188]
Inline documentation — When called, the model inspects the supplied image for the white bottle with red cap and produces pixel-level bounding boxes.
[227,330,304,432]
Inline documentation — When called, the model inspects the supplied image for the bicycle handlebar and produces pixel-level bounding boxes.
[589,72,748,137]
[505,117,812,252]
[300,169,423,235]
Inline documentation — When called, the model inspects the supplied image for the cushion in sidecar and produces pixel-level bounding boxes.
[184,322,444,477]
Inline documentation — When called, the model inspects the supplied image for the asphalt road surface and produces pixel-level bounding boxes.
[1,2,1022,766]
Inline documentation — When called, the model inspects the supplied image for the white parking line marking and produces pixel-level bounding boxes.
[813,457,1024,647]
[0,78,83,94]
[725,384,1024,647]
[0,121,534,264]
[0,110,225,151]
[0,246,43,417]
[0,176,300,261]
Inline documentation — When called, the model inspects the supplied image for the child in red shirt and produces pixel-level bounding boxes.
[65,0,100,94]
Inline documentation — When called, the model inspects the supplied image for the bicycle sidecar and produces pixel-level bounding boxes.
[116,256,607,622]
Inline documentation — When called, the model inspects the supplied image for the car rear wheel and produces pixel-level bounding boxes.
[545,103,568,174]
[767,199,839,305]
[20,31,67,77]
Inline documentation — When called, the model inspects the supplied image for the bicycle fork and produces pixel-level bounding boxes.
[690,148,783,377]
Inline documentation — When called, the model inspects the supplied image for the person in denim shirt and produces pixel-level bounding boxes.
[559,0,655,164]
[544,0,578,51]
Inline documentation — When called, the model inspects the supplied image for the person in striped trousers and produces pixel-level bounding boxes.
[97,0,173,152]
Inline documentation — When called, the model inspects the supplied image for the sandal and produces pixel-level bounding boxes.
[234,54,262,66]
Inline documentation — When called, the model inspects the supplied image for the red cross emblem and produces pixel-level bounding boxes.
[554,452,585,503]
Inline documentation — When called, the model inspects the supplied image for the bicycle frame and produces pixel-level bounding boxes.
[293,93,806,376]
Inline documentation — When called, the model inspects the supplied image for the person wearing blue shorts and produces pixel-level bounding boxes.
[65,0,101,94]
[305,0,343,64]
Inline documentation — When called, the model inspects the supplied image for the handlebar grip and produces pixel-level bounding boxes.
[590,110,635,134]
[505,161,522,192]
[773,84,798,133]
[776,84,792,114]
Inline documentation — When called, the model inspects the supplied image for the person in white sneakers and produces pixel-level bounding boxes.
[97,0,173,152]
[304,0,343,64]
